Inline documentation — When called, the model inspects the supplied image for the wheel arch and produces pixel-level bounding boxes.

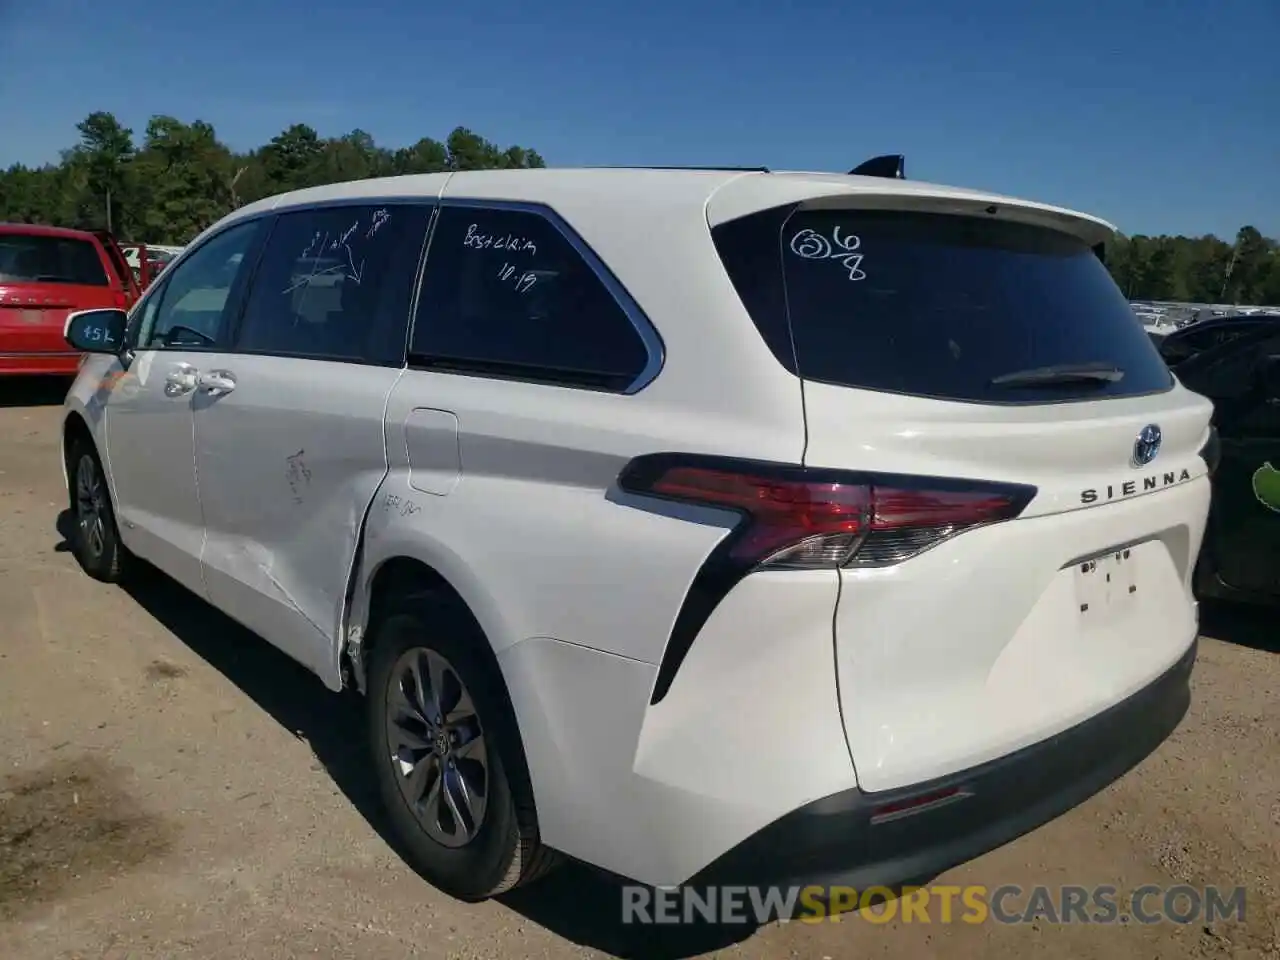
[343,537,514,691]
[353,553,508,678]
[349,552,543,821]
[62,410,96,508]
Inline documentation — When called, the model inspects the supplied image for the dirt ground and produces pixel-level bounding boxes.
[0,376,1276,960]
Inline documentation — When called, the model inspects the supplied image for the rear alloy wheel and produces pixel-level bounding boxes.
[385,646,490,848]
[69,441,128,582]
[367,597,558,900]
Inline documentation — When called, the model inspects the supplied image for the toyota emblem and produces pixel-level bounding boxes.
[1132,424,1162,468]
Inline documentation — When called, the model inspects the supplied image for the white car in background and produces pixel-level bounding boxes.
[58,162,1213,901]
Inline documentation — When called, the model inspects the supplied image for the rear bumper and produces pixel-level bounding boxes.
[690,636,1196,891]
[0,352,82,375]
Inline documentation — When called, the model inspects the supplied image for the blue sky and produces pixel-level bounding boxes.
[1,0,1276,238]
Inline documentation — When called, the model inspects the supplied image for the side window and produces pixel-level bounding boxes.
[137,221,263,350]
[1192,347,1261,401]
[1233,340,1280,438]
[233,204,430,365]
[712,205,796,370]
[410,205,652,391]
[1165,323,1262,366]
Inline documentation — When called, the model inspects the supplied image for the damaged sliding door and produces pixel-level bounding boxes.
[191,202,433,684]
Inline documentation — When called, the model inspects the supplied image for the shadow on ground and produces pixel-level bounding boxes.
[54,510,756,960]
[1199,599,1279,653]
[0,376,72,409]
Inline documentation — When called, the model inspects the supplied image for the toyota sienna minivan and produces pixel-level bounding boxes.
[60,162,1214,900]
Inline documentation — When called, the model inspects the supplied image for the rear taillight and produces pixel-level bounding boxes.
[621,454,1036,704]
[618,454,1035,572]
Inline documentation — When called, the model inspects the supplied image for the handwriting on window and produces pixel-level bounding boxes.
[282,208,392,295]
[367,208,391,238]
[496,262,537,293]
[462,222,538,256]
[789,226,867,281]
[462,222,540,293]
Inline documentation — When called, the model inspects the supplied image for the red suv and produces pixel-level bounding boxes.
[0,223,141,376]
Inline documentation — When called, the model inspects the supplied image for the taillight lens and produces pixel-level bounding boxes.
[619,455,1036,571]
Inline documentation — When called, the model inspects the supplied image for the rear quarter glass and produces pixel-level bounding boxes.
[712,207,1173,405]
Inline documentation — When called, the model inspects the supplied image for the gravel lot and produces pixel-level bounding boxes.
[1,377,1277,960]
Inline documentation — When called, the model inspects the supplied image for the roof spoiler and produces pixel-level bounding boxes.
[848,154,905,179]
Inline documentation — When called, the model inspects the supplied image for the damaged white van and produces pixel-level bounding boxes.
[60,159,1215,901]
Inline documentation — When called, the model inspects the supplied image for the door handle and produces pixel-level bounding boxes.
[164,363,198,396]
[197,369,237,395]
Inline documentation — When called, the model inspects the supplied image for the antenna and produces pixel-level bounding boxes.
[848,154,906,179]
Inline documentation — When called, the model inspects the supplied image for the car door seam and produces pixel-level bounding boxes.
[337,364,408,689]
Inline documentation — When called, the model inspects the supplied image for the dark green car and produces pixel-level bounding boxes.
[1155,315,1280,605]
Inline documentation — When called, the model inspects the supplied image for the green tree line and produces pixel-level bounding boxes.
[0,111,545,246]
[1108,228,1280,306]
[2,112,1278,305]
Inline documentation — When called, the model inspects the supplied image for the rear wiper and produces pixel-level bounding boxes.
[990,362,1125,387]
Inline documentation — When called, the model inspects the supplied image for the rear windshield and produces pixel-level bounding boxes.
[712,207,1173,404]
[0,233,109,287]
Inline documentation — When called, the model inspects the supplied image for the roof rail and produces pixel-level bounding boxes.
[848,154,905,179]
[586,164,771,173]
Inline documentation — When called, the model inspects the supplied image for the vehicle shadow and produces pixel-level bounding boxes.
[0,375,73,408]
[53,510,757,959]
[1199,599,1279,653]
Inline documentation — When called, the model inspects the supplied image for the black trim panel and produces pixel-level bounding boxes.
[690,639,1196,891]
[1199,424,1221,475]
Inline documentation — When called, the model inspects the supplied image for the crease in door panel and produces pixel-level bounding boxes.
[261,558,329,641]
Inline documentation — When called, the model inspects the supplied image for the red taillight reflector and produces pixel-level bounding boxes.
[620,455,1035,571]
[870,487,1027,529]
[869,785,972,824]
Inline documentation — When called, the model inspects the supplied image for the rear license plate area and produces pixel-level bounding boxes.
[1074,547,1138,621]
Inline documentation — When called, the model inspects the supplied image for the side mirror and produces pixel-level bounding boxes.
[65,308,128,353]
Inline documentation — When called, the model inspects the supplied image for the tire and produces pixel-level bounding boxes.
[366,593,559,900]
[68,439,129,583]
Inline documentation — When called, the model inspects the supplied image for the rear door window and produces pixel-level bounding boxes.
[0,234,109,286]
[410,205,652,391]
[1159,321,1273,369]
[234,204,430,365]
[713,208,1173,404]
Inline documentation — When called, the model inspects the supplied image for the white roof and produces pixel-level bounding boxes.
[220,167,1116,248]
[173,167,1123,425]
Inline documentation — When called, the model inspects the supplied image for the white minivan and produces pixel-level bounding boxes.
[60,163,1214,902]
